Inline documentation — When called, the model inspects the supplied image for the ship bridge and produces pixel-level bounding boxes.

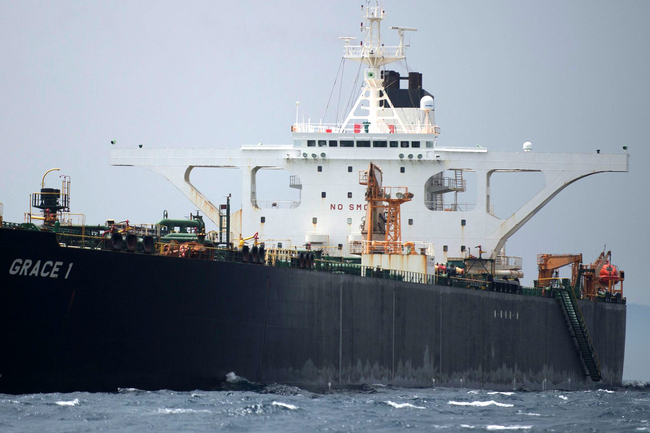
[109,4,629,267]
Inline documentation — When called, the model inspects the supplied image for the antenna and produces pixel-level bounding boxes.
[389,26,417,57]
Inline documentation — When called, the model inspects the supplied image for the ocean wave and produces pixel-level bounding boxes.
[226,372,245,383]
[385,401,425,409]
[157,408,212,414]
[448,400,514,408]
[271,401,298,410]
[516,410,541,416]
[55,398,79,407]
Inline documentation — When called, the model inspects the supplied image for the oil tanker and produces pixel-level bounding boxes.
[0,5,627,394]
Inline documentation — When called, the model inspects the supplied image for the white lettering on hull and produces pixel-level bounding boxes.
[329,204,369,211]
[8,259,73,279]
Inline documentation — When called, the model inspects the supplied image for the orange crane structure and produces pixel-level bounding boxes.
[360,163,413,254]
[537,253,583,289]
[537,250,624,300]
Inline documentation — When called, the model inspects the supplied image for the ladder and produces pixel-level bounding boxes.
[556,286,602,381]
[434,194,444,211]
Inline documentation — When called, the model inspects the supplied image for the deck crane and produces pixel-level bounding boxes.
[360,163,413,254]
[537,253,583,289]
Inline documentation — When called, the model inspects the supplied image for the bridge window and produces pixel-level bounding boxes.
[401,141,409,148]
[373,140,387,148]
[412,141,421,148]
[426,141,434,148]
[341,140,354,147]
[357,140,370,147]
[329,140,338,147]
[307,140,316,147]
[390,141,399,148]
[318,140,327,147]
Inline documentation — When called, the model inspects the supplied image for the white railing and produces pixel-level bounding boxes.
[291,122,439,135]
[429,177,466,191]
[59,213,86,227]
[349,239,434,256]
[495,255,523,270]
[424,201,475,212]
[343,45,403,59]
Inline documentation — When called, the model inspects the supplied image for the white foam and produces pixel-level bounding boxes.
[486,426,532,431]
[55,398,79,407]
[157,408,212,414]
[272,401,298,410]
[460,425,476,429]
[467,390,480,394]
[597,389,615,393]
[448,400,514,408]
[226,372,242,382]
[385,401,425,409]
[488,391,515,396]
[558,395,568,400]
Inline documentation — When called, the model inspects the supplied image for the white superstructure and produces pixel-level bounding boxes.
[109,5,628,274]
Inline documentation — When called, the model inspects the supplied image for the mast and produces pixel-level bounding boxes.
[340,4,417,134]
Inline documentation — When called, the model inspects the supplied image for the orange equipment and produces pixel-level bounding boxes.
[580,250,624,300]
[360,163,413,254]
[537,250,624,300]
[537,253,582,289]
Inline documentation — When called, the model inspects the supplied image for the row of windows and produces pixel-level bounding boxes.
[321,192,354,198]
[260,215,417,226]
[318,165,407,173]
[306,139,433,148]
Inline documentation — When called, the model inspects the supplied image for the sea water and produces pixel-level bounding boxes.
[2,381,649,432]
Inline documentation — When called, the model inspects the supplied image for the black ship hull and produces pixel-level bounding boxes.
[0,228,626,394]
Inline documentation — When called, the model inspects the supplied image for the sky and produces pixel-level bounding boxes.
[1,0,649,375]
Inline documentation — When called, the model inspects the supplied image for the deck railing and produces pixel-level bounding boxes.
[32,231,608,302]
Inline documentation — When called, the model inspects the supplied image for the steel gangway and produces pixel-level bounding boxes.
[556,286,602,381]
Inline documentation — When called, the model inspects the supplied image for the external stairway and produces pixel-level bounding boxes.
[556,283,602,381]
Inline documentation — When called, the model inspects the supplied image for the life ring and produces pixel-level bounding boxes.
[180,244,188,258]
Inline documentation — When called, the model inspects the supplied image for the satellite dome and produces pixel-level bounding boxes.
[420,95,434,112]
[523,141,533,152]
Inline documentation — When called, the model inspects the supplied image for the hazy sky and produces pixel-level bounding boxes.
[1,0,649,311]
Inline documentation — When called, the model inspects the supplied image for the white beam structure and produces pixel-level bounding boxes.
[110,145,628,262]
